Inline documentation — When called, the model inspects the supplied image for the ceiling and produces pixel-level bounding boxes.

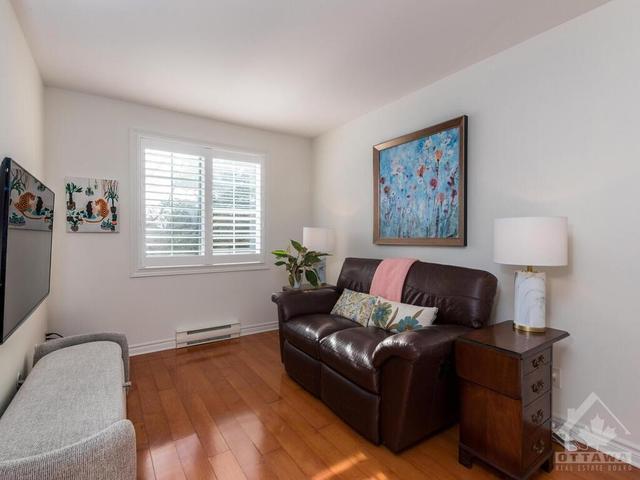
[12,0,607,137]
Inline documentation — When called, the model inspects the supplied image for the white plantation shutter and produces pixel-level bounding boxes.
[144,148,206,260]
[136,135,265,273]
[212,156,261,257]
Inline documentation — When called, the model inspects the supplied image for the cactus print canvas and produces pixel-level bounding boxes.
[65,177,119,232]
[373,116,467,246]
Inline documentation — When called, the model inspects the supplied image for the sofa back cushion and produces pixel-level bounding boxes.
[337,258,497,328]
[336,257,381,293]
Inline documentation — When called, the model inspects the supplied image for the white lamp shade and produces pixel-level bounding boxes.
[302,227,334,253]
[494,217,568,267]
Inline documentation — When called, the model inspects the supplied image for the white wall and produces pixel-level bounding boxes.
[44,88,312,353]
[313,0,640,453]
[0,0,45,413]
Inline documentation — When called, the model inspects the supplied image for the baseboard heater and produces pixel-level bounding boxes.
[175,321,241,348]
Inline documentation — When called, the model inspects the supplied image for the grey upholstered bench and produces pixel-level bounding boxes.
[0,333,135,480]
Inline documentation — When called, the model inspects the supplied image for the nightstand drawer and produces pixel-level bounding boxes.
[456,341,520,398]
[524,393,551,438]
[523,366,551,405]
[523,348,551,375]
[523,420,552,471]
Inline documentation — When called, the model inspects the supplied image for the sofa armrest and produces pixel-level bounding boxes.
[271,288,340,322]
[372,324,471,368]
[34,332,130,382]
[0,420,136,480]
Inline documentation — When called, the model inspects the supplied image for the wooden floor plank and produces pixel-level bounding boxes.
[136,367,187,480]
[203,358,282,456]
[403,428,496,480]
[183,393,230,457]
[158,388,218,479]
[150,358,175,391]
[269,400,370,480]
[127,387,149,449]
[218,369,332,479]
[219,358,340,479]
[318,422,402,480]
[210,451,248,480]
[129,332,638,480]
[263,449,308,480]
[189,360,270,477]
[137,448,157,480]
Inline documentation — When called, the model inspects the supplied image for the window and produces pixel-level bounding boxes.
[132,133,265,276]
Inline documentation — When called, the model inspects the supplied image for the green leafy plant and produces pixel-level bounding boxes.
[272,240,329,288]
[102,179,119,208]
[10,168,27,202]
[66,209,84,232]
[11,177,26,196]
[65,182,83,209]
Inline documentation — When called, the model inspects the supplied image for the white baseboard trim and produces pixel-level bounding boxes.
[240,320,278,336]
[129,338,175,356]
[128,321,278,356]
[553,415,640,469]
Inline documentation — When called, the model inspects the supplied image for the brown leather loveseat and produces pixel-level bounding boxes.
[272,258,497,452]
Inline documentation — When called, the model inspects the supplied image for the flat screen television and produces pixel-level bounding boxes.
[0,157,54,344]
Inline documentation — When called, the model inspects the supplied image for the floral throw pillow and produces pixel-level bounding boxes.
[331,289,378,326]
[369,298,437,333]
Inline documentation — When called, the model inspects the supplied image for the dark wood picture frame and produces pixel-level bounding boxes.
[373,115,467,246]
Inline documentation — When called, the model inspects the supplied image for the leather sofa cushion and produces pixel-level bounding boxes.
[319,327,393,394]
[283,314,358,359]
[337,258,497,328]
[336,258,381,293]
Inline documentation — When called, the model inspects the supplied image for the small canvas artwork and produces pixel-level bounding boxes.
[9,164,54,231]
[65,177,119,232]
[373,116,467,246]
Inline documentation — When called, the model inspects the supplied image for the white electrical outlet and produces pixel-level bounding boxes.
[552,367,561,389]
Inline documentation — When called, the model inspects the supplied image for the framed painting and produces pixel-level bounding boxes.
[65,177,119,232]
[373,116,467,246]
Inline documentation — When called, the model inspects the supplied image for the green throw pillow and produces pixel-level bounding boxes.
[369,298,437,333]
[331,289,377,326]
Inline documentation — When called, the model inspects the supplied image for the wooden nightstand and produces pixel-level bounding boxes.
[455,321,569,480]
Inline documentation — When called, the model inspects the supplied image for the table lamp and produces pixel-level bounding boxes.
[494,217,568,333]
[302,227,334,284]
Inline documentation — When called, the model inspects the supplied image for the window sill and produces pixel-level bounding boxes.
[130,261,270,278]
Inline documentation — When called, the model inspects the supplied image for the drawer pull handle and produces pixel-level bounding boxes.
[531,380,545,394]
[531,354,546,369]
[531,409,544,424]
[532,439,546,454]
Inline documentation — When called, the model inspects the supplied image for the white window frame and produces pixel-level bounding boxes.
[130,130,267,277]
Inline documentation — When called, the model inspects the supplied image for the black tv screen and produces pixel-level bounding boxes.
[0,158,54,343]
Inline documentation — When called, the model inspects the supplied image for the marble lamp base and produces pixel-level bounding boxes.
[315,258,327,284]
[514,270,546,333]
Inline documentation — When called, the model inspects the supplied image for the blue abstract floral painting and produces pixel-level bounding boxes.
[374,117,466,245]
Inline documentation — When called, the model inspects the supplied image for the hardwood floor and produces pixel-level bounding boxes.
[128,331,638,480]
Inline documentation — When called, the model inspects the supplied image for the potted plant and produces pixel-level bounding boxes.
[65,182,83,210]
[66,209,83,232]
[9,168,27,205]
[272,240,329,288]
[102,179,119,222]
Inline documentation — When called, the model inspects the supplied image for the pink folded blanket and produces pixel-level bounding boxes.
[369,258,417,302]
